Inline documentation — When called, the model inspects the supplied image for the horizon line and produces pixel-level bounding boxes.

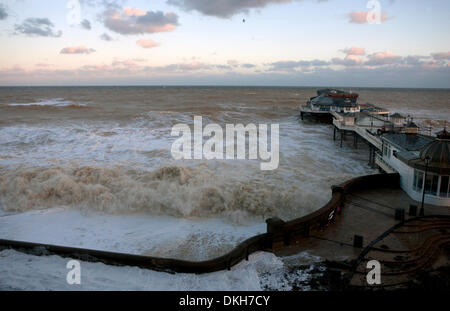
[0,84,449,90]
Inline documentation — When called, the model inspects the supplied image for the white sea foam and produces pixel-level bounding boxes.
[0,208,265,260]
[7,98,87,107]
[0,249,322,291]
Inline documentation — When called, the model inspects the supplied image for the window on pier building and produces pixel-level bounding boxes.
[424,174,439,196]
[440,176,449,198]
[413,169,424,192]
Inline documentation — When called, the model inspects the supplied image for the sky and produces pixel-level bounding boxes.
[0,0,449,87]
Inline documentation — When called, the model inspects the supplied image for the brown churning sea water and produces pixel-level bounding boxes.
[0,86,448,221]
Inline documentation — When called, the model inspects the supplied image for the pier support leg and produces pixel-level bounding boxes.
[333,126,336,141]
[372,148,375,167]
[368,146,376,168]
[353,133,358,149]
[340,130,343,148]
[371,146,373,166]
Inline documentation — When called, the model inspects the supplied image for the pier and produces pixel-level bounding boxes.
[293,89,450,288]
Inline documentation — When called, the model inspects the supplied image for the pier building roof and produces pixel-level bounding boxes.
[390,113,404,118]
[382,133,433,152]
[384,129,450,175]
[412,129,450,174]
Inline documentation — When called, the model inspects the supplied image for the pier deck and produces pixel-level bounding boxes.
[332,111,385,150]
[274,186,450,288]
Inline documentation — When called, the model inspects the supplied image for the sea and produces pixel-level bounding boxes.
[0,86,448,289]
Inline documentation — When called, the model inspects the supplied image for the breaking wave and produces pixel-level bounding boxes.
[0,164,331,224]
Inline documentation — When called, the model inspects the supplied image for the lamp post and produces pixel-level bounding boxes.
[420,156,431,216]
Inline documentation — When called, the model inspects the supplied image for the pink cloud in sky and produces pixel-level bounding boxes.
[342,47,366,56]
[123,7,147,17]
[136,39,160,49]
[348,11,390,24]
[365,51,402,66]
[370,51,399,59]
[60,46,96,54]
[333,47,366,66]
[346,54,365,63]
[332,55,364,67]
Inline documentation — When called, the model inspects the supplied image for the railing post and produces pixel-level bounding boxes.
[304,223,310,237]
[395,208,405,223]
[227,257,232,271]
[283,230,292,246]
[353,235,363,248]
[409,205,417,216]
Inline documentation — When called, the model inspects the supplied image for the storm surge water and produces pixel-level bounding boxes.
[0,86,448,260]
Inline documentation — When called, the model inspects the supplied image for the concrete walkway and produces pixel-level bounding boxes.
[275,187,450,285]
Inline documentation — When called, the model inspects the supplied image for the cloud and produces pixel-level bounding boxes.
[215,64,232,70]
[334,47,366,66]
[167,0,295,18]
[3,60,449,88]
[123,7,147,16]
[102,8,179,35]
[432,52,450,60]
[0,4,8,20]
[81,19,92,30]
[404,55,426,66]
[35,63,53,68]
[333,50,403,67]
[268,61,301,71]
[14,18,62,37]
[2,51,449,88]
[100,33,113,41]
[177,62,210,71]
[79,0,125,9]
[60,46,96,54]
[332,55,364,67]
[348,11,391,24]
[341,47,366,56]
[227,59,239,66]
[365,51,402,66]
[268,59,329,71]
[268,50,450,72]
[112,58,147,68]
[136,39,160,49]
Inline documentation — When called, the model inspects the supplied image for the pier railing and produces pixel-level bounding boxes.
[375,152,397,174]
[0,173,400,274]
